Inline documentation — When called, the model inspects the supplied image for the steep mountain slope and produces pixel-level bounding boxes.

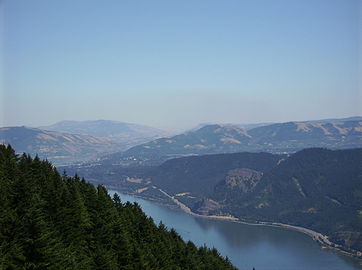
[40,120,168,148]
[0,126,124,164]
[150,152,281,197]
[63,147,362,254]
[0,144,236,269]
[101,120,362,166]
[144,148,362,254]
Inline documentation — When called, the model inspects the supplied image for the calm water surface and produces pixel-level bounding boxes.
[109,190,362,270]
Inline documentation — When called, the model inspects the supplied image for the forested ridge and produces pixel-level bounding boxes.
[0,144,236,270]
[212,148,362,253]
[145,148,362,253]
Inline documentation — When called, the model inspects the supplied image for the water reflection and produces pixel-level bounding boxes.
[194,217,313,248]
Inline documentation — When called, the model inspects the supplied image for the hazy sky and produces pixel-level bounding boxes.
[1,0,361,130]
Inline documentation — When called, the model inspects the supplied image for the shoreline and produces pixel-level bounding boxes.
[157,188,334,245]
[109,186,362,262]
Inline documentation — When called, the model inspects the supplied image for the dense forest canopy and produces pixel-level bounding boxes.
[0,144,236,269]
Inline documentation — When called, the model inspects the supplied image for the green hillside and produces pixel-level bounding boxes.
[137,148,362,254]
[0,144,236,270]
[212,148,362,252]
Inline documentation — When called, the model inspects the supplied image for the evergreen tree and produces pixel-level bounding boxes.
[0,145,237,270]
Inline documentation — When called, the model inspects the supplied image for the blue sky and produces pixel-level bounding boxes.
[1,0,361,130]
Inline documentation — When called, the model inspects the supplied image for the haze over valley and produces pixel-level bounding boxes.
[2,0,361,269]
[1,117,361,165]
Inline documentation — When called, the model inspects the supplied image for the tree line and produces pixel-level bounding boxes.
[0,144,236,269]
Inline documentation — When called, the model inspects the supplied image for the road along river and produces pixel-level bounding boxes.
[109,190,362,270]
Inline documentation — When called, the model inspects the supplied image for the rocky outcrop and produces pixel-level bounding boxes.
[224,168,263,192]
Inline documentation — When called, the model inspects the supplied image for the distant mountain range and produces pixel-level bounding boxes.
[39,120,169,148]
[0,120,170,164]
[0,126,124,165]
[188,116,362,131]
[2,117,361,165]
[101,119,362,166]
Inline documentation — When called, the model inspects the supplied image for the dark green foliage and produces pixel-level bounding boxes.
[130,147,361,253]
[228,148,362,252]
[0,144,236,270]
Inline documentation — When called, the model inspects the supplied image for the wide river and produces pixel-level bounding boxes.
[109,190,361,270]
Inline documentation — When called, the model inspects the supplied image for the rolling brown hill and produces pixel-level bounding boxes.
[0,126,124,165]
